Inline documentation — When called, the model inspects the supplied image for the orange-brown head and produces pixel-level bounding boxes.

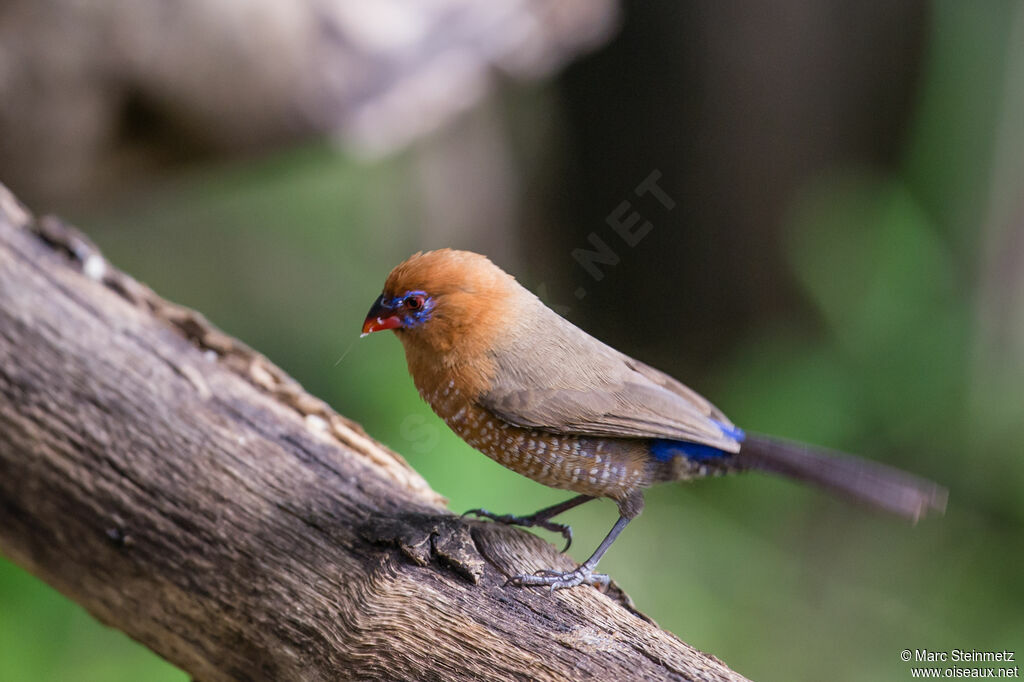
[362,249,522,396]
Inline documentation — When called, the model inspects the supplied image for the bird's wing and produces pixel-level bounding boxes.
[478,304,741,452]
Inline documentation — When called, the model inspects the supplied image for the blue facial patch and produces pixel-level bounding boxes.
[650,439,731,462]
[384,289,435,329]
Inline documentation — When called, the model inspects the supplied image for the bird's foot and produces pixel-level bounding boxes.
[463,508,574,552]
[506,566,609,592]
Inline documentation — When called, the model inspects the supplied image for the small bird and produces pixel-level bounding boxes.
[362,249,946,590]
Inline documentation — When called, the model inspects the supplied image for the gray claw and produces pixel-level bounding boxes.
[506,566,609,591]
[463,508,574,552]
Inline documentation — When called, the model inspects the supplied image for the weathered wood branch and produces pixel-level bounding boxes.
[0,182,749,682]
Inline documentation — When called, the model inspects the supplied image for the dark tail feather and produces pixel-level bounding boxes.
[737,434,947,522]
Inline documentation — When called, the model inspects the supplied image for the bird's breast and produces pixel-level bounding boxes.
[418,379,652,501]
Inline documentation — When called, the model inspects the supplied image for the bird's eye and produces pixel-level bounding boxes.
[405,295,424,310]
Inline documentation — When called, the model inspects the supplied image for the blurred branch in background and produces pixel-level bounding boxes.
[0,0,616,208]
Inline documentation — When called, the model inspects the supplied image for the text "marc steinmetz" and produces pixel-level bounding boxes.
[909,650,1015,664]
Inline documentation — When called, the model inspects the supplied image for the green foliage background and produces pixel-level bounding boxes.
[2,2,1022,680]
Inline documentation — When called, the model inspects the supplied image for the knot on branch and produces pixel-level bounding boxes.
[361,513,486,584]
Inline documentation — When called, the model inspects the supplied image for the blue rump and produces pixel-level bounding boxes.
[650,420,745,462]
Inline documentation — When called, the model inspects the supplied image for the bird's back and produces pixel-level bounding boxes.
[480,291,742,452]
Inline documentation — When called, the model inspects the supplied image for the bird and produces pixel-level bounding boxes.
[361,249,947,590]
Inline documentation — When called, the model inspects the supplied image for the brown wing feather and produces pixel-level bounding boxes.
[479,296,740,452]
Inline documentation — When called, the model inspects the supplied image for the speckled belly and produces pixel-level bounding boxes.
[423,387,652,500]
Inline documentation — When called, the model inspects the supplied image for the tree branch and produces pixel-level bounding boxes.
[0,183,750,682]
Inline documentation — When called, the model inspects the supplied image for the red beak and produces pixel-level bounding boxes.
[361,295,402,336]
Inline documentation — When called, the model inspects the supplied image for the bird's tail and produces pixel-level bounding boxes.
[736,434,947,522]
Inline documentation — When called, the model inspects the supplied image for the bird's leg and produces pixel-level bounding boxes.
[508,515,631,591]
[463,494,594,552]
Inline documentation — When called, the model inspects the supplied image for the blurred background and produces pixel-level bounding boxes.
[2,1,1022,680]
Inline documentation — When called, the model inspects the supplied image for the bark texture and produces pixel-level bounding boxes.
[0,182,749,682]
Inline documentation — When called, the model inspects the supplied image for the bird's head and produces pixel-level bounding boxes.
[362,249,517,355]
